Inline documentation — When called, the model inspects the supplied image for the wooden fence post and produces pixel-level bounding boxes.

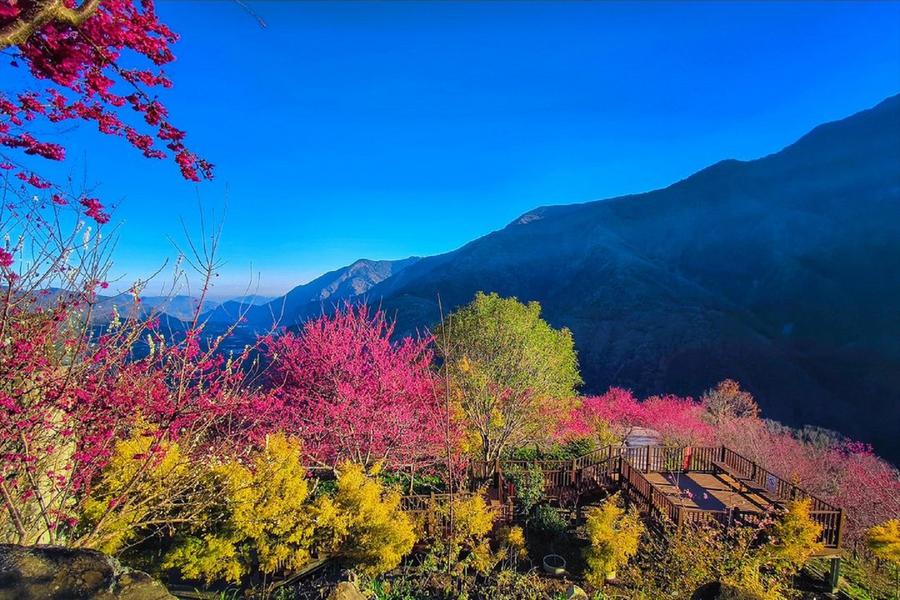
[429,491,435,537]
[836,508,844,548]
[827,557,841,593]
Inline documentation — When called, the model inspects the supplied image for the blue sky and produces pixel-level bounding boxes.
[12,1,900,297]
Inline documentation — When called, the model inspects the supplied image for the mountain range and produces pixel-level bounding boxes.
[155,95,900,461]
[53,293,272,323]
[202,257,420,327]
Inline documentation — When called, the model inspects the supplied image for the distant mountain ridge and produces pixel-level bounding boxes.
[201,257,420,327]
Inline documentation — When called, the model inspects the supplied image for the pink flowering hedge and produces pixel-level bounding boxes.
[558,387,715,446]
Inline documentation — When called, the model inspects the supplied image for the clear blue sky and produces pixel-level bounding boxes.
[18,1,900,297]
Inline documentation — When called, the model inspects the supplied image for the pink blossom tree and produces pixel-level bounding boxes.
[718,418,900,545]
[1,0,211,191]
[0,215,267,546]
[0,2,247,543]
[264,304,445,472]
[559,387,714,447]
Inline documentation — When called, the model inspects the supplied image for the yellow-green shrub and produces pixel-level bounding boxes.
[423,493,499,576]
[315,462,416,577]
[765,498,823,574]
[497,525,527,561]
[80,425,187,554]
[719,562,790,600]
[866,518,900,567]
[584,493,643,587]
[162,434,317,583]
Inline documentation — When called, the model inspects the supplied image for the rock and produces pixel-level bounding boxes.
[691,581,722,600]
[328,581,366,600]
[565,584,589,599]
[0,544,175,600]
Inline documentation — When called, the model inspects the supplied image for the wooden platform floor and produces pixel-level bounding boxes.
[645,471,777,512]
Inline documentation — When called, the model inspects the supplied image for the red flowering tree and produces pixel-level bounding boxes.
[264,304,445,472]
[1,0,210,227]
[717,418,900,545]
[0,220,267,546]
[559,387,715,447]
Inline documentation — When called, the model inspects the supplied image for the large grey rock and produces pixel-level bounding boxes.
[0,544,174,600]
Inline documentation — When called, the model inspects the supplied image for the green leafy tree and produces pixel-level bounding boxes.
[435,292,582,462]
[505,464,545,524]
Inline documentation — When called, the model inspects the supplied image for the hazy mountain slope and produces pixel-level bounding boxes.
[370,94,900,461]
[202,257,420,327]
[31,290,218,323]
[226,294,273,306]
[138,295,220,321]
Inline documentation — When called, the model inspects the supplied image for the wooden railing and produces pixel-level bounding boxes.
[618,446,843,548]
[620,457,680,524]
[620,455,743,530]
[470,445,621,501]
[465,444,843,548]
[718,447,843,547]
[622,445,720,474]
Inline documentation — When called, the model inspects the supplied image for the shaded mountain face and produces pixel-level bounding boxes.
[367,95,900,462]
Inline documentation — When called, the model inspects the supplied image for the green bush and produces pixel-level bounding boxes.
[505,464,545,519]
[530,505,567,537]
[378,470,445,495]
[505,438,598,461]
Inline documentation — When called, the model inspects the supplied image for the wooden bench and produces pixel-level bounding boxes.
[711,461,780,508]
[711,460,747,483]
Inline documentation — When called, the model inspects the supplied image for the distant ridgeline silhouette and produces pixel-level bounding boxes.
[151,95,900,462]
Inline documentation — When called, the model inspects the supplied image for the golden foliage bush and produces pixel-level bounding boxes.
[583,493,643,587]
[866,518,900,567]
[765,498,823,574]
[422,493,500,576]
[162,433,317,583]
[80,424,188,555]
[719,562,791,600]
[497,525,527,561]
[315,462,416,577]
[621,498,826,599]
